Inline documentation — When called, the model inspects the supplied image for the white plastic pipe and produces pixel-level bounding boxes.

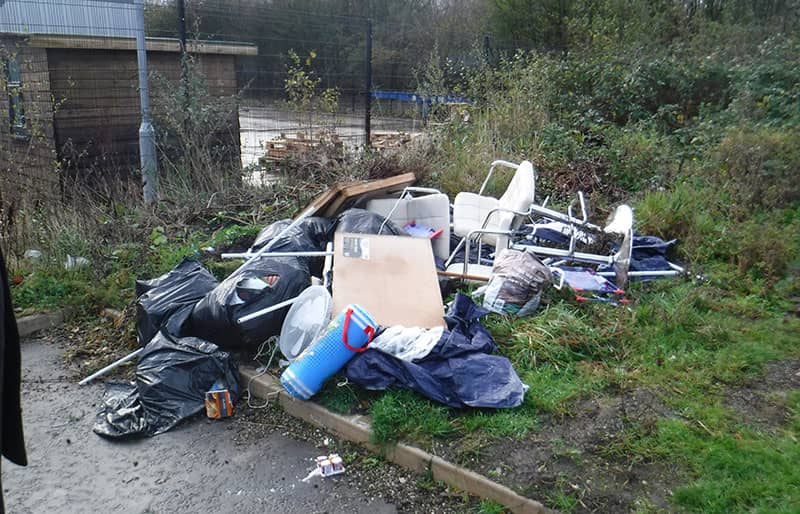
[230,205,318,273]
[78,348,143,386]
[322,242,334,289]
[221,251,333,260]
[237,296,299,325]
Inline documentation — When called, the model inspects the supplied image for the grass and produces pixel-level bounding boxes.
[370,389,457,444]
[10,181,798,514]
[364,256,800,511]
[477,499,507,514]
[315,375,366,414]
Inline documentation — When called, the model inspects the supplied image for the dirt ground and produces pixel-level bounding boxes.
[3,335,475,514]
[725,359,800,430]
[448,388,682,513]
[434,360,800,513]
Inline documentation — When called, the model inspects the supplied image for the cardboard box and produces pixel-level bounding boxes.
[332,233,446,328]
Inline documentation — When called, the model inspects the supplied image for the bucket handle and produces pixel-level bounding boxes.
[342,307,375,353]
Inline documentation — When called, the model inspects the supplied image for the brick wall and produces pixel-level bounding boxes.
[47,48,240,173]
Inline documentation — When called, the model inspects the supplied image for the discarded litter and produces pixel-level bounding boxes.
[64,255,90,270]
[249,217,332,276]
[480,248,552,317]
[205,380,234,419]
[277,285,333,361]
[332,232,445,329]
[189,256,310,351]
[93,332,240,438]
[136,259,219,345]
[281,304,376,400]
[89,167,688,442]
[403,220,442,239]
[332,208,407,236]
[551,266,629,305]
[345,294,528,408]
[302,454,346,482]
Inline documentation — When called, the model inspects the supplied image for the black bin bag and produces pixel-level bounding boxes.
[93,332,240,439]
[248,217,333,277]
[188,256,310,350]
[135,259,219,344]
[330,208,407,236]
[250,217,332,253]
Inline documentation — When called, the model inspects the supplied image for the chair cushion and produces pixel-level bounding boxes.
[453,192,513,248]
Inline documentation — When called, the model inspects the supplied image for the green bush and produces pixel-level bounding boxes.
[711,127,800,216]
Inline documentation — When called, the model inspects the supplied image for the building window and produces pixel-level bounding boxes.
[4,58,27,138]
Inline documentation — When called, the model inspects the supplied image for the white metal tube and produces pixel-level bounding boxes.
[596,270,682,278]
[322,242,334,289]
[79,348,143,386]
[230,205,317,274]
[237,296,298,324]
[222,251,333,259]
[529,204,602,231]
[519,244,614,265]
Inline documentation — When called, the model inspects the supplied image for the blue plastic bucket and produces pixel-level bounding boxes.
[281,304,376,400]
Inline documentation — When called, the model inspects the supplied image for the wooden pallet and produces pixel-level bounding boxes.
[369,130,423,150]
[261,131,344,162]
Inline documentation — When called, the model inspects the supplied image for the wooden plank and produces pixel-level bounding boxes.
[437,270,491,282]
[298,173,416,220]
[322,172,416,217]
[297,187,342,220]
[28,35,258,56]
[332,233,446,328]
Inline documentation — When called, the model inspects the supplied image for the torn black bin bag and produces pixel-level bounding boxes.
[135,259,219,345]
[249,217,333,277]
[188,256,310,350]
[135,258,216,298]
[250,217,332,253]
[330,208,407,236]
[345,293,527,409]
[92,381,148,438]
[93,332,240,439]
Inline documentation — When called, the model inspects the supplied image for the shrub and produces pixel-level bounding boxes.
[711,127,800,216]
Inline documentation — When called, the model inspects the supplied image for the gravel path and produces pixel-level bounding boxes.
[3,336,471,514]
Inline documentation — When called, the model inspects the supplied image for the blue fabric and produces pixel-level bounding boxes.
[344,294,526,409]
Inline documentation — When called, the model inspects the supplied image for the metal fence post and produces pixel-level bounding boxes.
[134,0,157,204]
[364,19,372,150]
[177,0,190,116]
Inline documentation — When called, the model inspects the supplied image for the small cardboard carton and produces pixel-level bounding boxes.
[205,381,233,419]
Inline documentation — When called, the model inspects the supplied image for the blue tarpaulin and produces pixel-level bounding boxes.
[344,294,527,408]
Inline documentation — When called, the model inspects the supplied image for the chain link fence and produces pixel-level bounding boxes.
[1,0,427,253]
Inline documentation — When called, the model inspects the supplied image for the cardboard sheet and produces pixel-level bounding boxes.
[332,233,445,328]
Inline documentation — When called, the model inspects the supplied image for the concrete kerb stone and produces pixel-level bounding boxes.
[17,308,72,338]
[240,366,550,514]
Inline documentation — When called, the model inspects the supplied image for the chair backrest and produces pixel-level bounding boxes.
[366,194,451,260]
[498,160,535,215]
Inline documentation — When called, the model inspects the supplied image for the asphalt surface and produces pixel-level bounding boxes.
[3,337,398,514]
